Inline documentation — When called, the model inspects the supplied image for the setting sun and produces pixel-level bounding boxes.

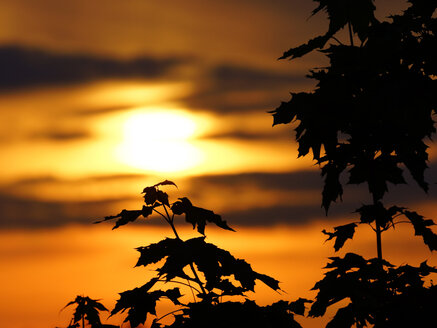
[116,110,203,172]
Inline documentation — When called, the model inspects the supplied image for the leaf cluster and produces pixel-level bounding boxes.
[272,1,437,327]
[110,278,182,328]
[323,203,437,252]
[61,296,109,328]
[94,181,301,328]
[95,180,233,234]
[310,253,437,327]
[279,0,377,59]
[135,237,279,295]
[151,298,311,328]
[272,0,437,211]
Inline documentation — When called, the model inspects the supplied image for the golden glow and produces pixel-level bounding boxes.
[1,223,435,328]
[116,110,203,172]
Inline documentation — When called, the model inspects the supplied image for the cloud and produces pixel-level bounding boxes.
[180,64,311,113]
[71,104,137,117]
[0,45,311,116]
[211,65,305,91]
[2,173,150,191]
[0,192,138,228]
[0,45,189,91]
[29,130,92,141]
[200,130,288,141]
[189,170,323,192]
[2,166,437,229]
[0,170,317,228]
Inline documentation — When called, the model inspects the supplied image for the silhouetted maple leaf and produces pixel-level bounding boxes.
[136,238,184,267]
[279,34,332,60]
[142,187,170,206]
[62,296,108,328]
[323,223,357,251]
[321,162,344,212]
[312,0,377,40]
[95,205,153,229]
[111,279,181,328]
[136,237,279,295]
[153,180,178,188]
[403,210,437,251]
[279,0,376,60]
[171,197,235,234]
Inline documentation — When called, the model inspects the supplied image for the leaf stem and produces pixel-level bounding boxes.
[168,218,181,240]
[373,197,383,262]
[155,309,185,323]
[186,279,197,302]
[156,279,201,295]
[153,208,169,222]
[162,203,172,221]
[165,206,207,296]
[189,263,207,295]
[376,223,383,261]
[332,36,344,45]
[348,22,354,46]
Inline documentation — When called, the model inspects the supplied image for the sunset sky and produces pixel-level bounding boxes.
[1,1,436,328]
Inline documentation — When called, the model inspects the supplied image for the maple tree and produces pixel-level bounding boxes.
[60,180,309,328]
[272,0,437,326]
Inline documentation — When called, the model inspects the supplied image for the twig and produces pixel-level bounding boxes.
[155,309,185,323]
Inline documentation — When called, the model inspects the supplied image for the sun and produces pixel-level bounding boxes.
[116,110,203,172]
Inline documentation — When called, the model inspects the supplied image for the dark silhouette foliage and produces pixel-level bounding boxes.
[59,295,116,328]
[272,0,437,326]
[91,181,307,328]
[57,1,437,327]
[273,0,436,211]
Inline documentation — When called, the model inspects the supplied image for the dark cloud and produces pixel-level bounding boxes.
[3,173,149,189]
[30,130,92,141]
[0,45,189,90]
[71,104,136,117]
[189,170,323,192]
[211,65,305,91]
[223,204,339,226]
[180,64,311,113]
[0,192,124,228]
[201,130,289,141]
[2,166,437,229]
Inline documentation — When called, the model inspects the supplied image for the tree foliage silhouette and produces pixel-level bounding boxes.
[59,295,117,328]
[90,181,307,328]
[272,0,437,326]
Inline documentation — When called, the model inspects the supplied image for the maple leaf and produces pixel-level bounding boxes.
[171,197,235,234]
[322,223,357,252]
[321,162,345,213]
[279,33,332,60]
[402,210,437,251]
[111,279,181,328]
[153,180,178,188]
[279,0,376,60]
[62,296,108,328]
[142,187,170,206]
[94,205,153,230]
[141,181,177,206]
[355,203,403,229]
[136,237,280,295]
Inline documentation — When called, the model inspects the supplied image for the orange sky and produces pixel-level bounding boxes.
[0,1,435,328]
